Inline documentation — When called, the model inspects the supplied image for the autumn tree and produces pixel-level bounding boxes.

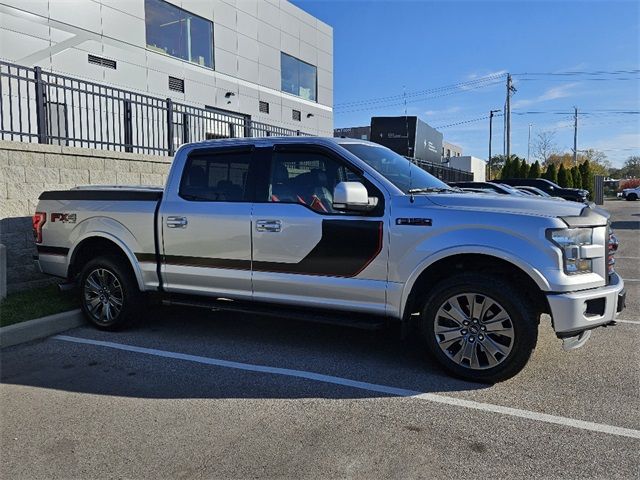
[534,131,558,164]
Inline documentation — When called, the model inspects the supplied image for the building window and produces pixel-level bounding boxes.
[292,109,301,121]
[145,0,214,68]
[259,101,270,114]
[281,52,317,102]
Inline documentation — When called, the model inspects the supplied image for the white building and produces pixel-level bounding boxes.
[448,155,486,181]
[0,0,334,144]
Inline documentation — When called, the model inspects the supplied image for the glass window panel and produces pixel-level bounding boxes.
[280,53,317,102]
[145,0,213,69]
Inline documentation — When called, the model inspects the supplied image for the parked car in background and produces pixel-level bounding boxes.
[516,186,566,200]
[33,137,625,383]
[495,178,588,203]
[449,181,530,196]
[621,185,640,201]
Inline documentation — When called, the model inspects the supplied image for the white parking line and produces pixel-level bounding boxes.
[617,319,640,325]
[53,334,640,440]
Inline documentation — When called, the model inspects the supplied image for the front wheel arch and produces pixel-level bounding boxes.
[403,253,550,322]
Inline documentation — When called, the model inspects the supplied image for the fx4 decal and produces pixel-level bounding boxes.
[51,213,77,223]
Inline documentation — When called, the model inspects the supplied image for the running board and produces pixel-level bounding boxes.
[161,294,387,330]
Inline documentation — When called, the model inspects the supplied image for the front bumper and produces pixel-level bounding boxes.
[547,273,625,336]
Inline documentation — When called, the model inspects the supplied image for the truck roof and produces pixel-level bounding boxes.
[177,136,372,151]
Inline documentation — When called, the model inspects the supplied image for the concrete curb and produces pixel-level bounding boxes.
[0,309,85,348]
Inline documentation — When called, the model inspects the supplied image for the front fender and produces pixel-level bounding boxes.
[68,217,145,290]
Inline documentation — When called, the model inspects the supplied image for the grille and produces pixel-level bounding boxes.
[607,223,618,284]
[168,76,185,93]
[292,109,301,121]
[259,101,270,114]
[88,54,117,69]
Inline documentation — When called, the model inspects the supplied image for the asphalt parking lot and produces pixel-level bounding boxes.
[1,200,639,479]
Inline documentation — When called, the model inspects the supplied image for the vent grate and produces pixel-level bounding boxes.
[259,101,270,114]
[168,76,185,93]
[292,109,301,121]
[88,54,117,69]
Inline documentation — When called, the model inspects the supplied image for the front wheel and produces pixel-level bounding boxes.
[421,273,538,383]
[626,193,638,201]
[79,256,141,330]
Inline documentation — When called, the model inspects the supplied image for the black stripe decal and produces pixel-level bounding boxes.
[137,220,383,278]
[39,190,163,201]
[37,245,70,256]
[253,220,383,277]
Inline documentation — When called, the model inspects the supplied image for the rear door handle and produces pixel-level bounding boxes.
[256,219,282,232]
[166,216,188,228]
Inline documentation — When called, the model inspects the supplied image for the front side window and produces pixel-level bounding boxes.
[281,53,317,102]
[145,0,213,68]
[269,151,361,214]
[180,151,251,201]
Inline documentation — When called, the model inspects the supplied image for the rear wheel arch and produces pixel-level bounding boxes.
[68,235,144,290]
[402,253,550,321]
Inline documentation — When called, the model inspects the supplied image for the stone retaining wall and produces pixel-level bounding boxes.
[0,141,172,293]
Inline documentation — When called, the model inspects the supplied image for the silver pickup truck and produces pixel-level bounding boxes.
[33,137,626,382]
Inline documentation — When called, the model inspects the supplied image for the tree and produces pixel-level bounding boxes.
[544,163,558,184]
[519,160,529,178]
[501,156,512,179]
[579,160,594,197]
[620,156,640,178]
[489,155,506,180]
[571,166,582,190]
[557,164,571,187]
[529,161,541,178]
[510,158,521,179]
[533,131,558,164]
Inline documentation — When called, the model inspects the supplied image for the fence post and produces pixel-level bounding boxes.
[245,118,252,138]
[296,130,300,136]
[123,99,133,153]
[182,113,189,145]
[166,98,174,156]
[34,66,47,144]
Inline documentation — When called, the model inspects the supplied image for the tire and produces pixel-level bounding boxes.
[79,256,141,330]
[420,273,538,383]
[626,193,638,201]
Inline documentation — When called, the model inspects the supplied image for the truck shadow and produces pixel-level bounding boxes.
[0,306,489,399]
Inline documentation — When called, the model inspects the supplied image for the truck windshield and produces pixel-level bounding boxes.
[339,142,451,194]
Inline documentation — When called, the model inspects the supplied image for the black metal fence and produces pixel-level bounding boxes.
[0,60,308,156]
[410,158,474,182]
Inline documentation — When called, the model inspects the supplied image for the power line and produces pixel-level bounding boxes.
[334,73,506,109]
[435,114,503,129]
[335,80,504,115]
[512,69,640,76]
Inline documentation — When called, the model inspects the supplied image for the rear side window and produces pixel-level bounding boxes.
[180,151,252,202]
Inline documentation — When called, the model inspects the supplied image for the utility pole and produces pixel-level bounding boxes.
[527,123,533,162]
[573,107,578,166]
[505,74,516,160]
[488,109,501,180]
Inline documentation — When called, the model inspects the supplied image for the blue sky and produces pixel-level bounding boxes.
[292,0,640,167]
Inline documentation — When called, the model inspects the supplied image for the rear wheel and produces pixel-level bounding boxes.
[420,273,538,383]
[79,256,141,330]
[626,193,638,201]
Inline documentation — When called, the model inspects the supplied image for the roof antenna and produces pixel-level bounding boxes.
[404,85,414,203]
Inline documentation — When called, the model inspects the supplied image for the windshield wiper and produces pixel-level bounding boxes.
[407,187,455,194]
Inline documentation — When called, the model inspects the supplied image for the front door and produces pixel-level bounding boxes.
[251,145,388,314]
[160,147,254,299]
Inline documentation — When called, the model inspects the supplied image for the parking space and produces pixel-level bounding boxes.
[1,200,639,479]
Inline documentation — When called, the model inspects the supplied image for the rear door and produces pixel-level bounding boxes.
[251,144,389,314]
[160,146,256,299]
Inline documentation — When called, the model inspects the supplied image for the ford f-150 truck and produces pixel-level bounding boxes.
[33,137,626,382]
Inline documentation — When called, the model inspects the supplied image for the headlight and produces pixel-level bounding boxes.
[547,228,594,274]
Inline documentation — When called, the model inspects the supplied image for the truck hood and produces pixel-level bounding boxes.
[424,193,608,225]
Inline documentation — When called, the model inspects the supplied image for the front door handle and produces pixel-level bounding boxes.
[166,216,188,228]
[256,219,282,232]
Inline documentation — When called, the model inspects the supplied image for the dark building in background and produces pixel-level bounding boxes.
[369,116,443,164]
[333,125,371,140]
